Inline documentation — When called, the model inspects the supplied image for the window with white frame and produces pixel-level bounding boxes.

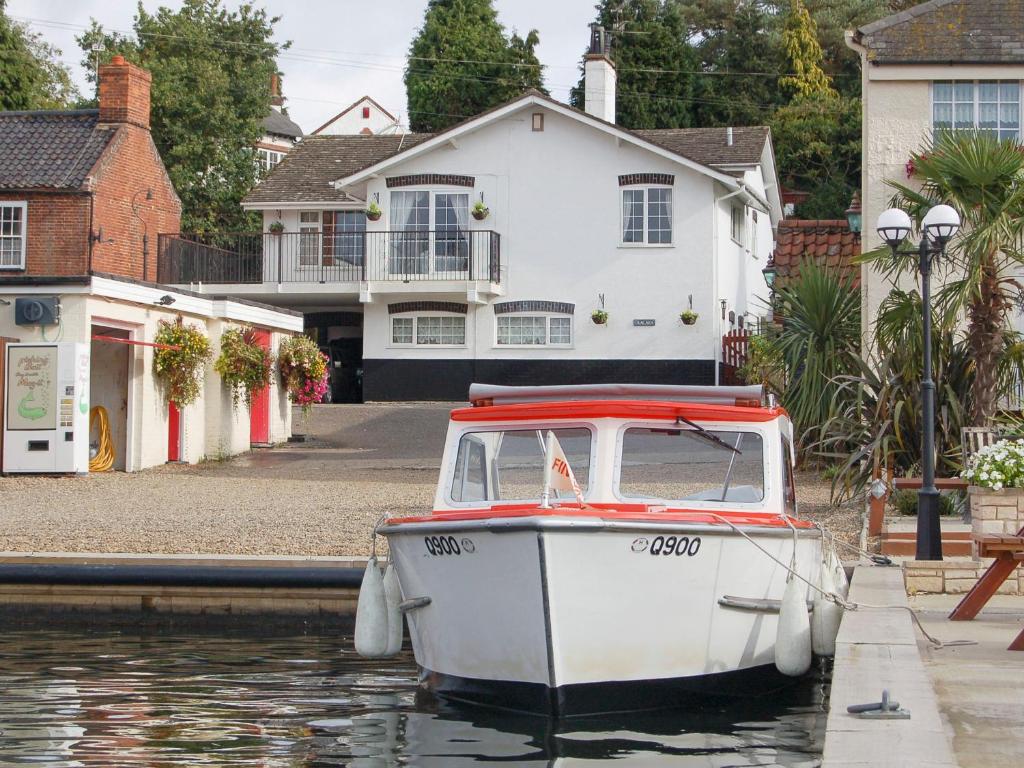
[621,187,672,244]
[933,81,1021,141]
[257,147,285,174]
[730,205,745,244]
[298,210,320,267]
[497,314,572,346]
[0,202,26,269]
[391,315,466,346]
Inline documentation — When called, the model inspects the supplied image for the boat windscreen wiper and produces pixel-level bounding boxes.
[674,415,742,455]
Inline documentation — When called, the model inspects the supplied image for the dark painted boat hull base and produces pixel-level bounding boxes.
[420,663,806,717]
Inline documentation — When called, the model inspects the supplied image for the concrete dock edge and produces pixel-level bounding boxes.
[822,565,959,768]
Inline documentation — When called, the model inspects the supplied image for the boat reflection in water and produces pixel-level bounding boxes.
[0,627,827,766]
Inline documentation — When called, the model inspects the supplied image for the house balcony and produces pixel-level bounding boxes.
[156,230,503,304]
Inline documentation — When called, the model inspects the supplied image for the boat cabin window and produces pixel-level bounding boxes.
[781,436,797,515]
[451,427,592,503]
[618,427,764,503]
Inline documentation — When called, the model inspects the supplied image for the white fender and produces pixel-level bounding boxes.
[775,575,812,677]
[382,562,404,657]
[355,556,388,658]
[831,547,850,600]
[811,561,842,657]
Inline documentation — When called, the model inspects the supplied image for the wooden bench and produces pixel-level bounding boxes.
[892,477,969,491]
[949,524,1024,651]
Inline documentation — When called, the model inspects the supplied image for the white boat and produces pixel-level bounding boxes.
[365,383,837,717]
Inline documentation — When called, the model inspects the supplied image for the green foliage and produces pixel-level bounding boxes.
[214,327,272,410]
[769,263,861,451]
[570,0,699,129]
[152,320,212,407]
[405,0,544,132]
[277,334,328,413]
[889,489,959,517]
[770,92,861,218]
[864,131,1024,424]
[76,0,284,233]
[0,0,78,109]
[779,0,835,99]
[739,330,785,395]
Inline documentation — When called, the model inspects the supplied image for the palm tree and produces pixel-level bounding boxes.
[868,131,1024,425]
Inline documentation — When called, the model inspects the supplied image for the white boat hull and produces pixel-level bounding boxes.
[383,516,823,715]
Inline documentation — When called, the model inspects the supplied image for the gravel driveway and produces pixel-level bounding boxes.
[0,403,862,555]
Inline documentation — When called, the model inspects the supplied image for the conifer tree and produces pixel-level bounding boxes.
[405,0,544,132]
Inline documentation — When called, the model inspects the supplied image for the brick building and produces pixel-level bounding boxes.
[0,56,301,473]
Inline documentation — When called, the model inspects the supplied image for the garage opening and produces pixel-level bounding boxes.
[89,324,131,471]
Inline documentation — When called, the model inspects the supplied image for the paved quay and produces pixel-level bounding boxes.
[911,593,1024,768]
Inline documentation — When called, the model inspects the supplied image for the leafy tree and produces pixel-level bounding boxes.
[76,0,284,233]
[569,0,700,129]
[405,0,544,132]
[865,131,1024,425]
[779,0,834,99]
[0,0,78,109]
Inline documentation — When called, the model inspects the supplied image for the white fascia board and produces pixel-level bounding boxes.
[91,275,214,317]
[332,94,744,192]
[0,283,91,296]
[758,136,785,226]
[212,299,304,332]
[242,200,365,211]
[866,63,1024,81]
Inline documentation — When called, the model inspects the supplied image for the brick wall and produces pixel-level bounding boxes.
[98,56,151,129]
[0,192,90,275]
[89,125,181,280]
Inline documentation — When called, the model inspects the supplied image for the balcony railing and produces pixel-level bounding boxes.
[157,230,501,286]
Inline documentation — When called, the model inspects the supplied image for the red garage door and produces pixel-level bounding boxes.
[250,329,271,446]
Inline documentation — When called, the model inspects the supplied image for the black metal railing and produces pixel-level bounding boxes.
[157,230,501,285]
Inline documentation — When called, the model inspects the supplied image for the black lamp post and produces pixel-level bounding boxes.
[877,204,961,561]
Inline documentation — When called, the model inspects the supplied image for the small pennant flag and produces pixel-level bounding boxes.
[543,430,584,507]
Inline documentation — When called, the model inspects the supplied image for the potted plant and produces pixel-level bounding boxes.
[366,201,382,221]
[267,221,285,235]
[278,335,330,415]
[214,327,273,410]
[153,320,212,407]
[591,309,609,325]
[680,309,699,325]
[471,200,490,221]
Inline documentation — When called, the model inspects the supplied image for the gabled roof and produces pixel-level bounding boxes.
[854,0,1024,65]
[312,95,398,135]
[243,133,433,205]
[0,110,118,191]
[263,107,303,140]
[768,220,860,284]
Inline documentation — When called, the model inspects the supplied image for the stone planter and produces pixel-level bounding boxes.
[968,485,1024,554]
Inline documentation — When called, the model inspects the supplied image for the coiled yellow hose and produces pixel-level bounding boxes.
[89,405,115,472]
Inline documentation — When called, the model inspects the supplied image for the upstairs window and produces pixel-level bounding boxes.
[0,202,26,269]
[730,206,745,245]
[621,187,672,245]
[933,81,1021,141]
[257,147,285,174]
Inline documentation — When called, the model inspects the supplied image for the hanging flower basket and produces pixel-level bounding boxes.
[680,310,699,326]
[268,221,285,235]
[214,327,273,410]
[365,202,382,221]
[591,309,609,325]
[153,320,212,407]
[278,335,329,415]
[471,201,490,221]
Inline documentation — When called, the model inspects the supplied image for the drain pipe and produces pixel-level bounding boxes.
[712,183,751,386]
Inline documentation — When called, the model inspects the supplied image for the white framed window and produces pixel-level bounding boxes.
[730,206,745,245]
[257,147,285,174]
[933,81,1021,141]
[390,314,466,346]
[621,187,672,245]
[298,210,320,267]
[0,202,27,269]
[389,190,470,275]
[496,314,572,347]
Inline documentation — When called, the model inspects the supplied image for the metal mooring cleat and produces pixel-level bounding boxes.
[847,689,911,719]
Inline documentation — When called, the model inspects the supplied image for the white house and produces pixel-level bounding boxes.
[846,0,1024,338]
[312,95,405,136]
[160,42,782,401]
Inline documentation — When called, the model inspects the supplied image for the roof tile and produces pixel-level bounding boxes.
[0,110,117,191]
[768,219,860,285]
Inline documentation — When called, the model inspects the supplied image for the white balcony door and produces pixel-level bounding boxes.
[389,191,429,275]
[298,210,322,276]
[388,191,469,278]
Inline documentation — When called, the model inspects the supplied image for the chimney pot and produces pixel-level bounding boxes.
[726,127,734,146]
[111,54,126,65]
[583,28,616,124]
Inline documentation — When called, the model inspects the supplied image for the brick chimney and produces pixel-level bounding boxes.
[270,73,284,108]
[98,55,152,130]
[584,25,616,124]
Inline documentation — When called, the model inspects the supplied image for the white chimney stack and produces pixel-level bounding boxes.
[726,127,733,146]
[584,24,616,124]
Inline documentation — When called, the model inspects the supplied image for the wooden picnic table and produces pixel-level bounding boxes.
[892,477,970,491]
[949,525,1024,651]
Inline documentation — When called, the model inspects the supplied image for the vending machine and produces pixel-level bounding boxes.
[2,342,90,473]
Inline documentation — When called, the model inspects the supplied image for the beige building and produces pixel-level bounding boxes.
[846,0,1024,337]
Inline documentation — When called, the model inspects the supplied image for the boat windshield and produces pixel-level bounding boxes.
[618,426,764,503]
[450,427,592,503]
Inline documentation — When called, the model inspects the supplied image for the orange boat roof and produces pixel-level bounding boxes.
[450,400,788,424]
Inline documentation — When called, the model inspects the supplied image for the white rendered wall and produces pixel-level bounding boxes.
[315,100,402,135]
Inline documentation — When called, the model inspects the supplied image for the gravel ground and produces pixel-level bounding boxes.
[0,404,863,555]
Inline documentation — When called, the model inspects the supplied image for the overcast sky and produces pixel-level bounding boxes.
[9,0,597,132]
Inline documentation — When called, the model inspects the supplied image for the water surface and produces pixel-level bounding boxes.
[0,628,828,766]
